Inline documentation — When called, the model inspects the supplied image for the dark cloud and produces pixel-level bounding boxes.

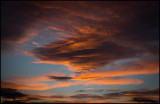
[76,90,86,93]
[1,1,40,52]
[123,88,159,96]
[76,88,121,93]
[70,94,103,99]
[131,97,158,103]
[1,43,18,54]
[30,1,159,73]
[26,97,41,101]
[1,1,72,53]
[1,87,66,103]
[2,1,158,65]
[1,88,26,100]
[95,89,121,93]
[32,35,140,72]
[0,1,42,52]
[48,76,72,81]
[1,86,159,103]
[103,92,123,99]
[94,89,120,93]
[2,101,26,104]
[50,95,66,98]
[109,2,159,56]
[71,88,159,102]
[103,88,159,99]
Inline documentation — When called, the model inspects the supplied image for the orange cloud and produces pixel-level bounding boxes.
[2,71,83,91]
[74,67,158,80]
[25,1,158,77]
[8,72,66,83]
[2,71,84,91]
[1,1,159,103]
[2,85,158,103]
[1,81,54,91]
[73,57,159,80]
[3,70,144,91]
[1,80,82,91]
[85,77,143,85]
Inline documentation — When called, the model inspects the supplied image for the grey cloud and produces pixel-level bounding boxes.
[70,94,103,99]
[48,76,72,81]
[131,97,159,103]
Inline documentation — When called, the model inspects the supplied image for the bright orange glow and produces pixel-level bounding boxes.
[85,77,143,85]
[73,60,159,80]
[8,72,66,83]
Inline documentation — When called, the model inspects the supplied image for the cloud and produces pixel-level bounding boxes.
[76,88,121,93]
[103,88,159,100]
[1,88,26,101]
[131,97,158,103]
[73,56,159,80]
[32,41,40,47]
[26,97,41,101]
[8,72,66,83]
[2,74,142,92]
[2,1,158,55]
[2,71,77,91]
[74,88,159,102]
[103,92,123,99]
[29,1,159,74]
[1,88,53,103]
[31,35,140,73]
[1,1,40,53]
[1,80,81,91]
[3,77,142,91]
[2,1,158,75]
[50,95,66,98]
[1,2,159,102]
[85,77,143,85]
[1,87,159,103]
[1,81,53,91]
[70,94,103,99]
[48,76,72,81]
[70,88,159,103]
[2,72,80,91]
[6,71,143,88]
[123,88,159,96]
[76,90,86,93]
[2,101,27,104]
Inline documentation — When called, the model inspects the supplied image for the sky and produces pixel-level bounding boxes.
[1,1,159,103]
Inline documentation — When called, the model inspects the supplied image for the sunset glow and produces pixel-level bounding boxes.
[1,1,159,103]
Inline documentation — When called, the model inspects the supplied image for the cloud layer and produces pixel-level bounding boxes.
[1,1,159,103]
[29,1,159,74]
[1,87,159,103]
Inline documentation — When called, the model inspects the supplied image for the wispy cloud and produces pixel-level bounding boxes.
[1,86,159,103]
[78,88,121,93]
[1,1,159,103]
[73,56,159,80]
[1,80,82,91]
[85,77,143,85]
[8,72,66,83]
